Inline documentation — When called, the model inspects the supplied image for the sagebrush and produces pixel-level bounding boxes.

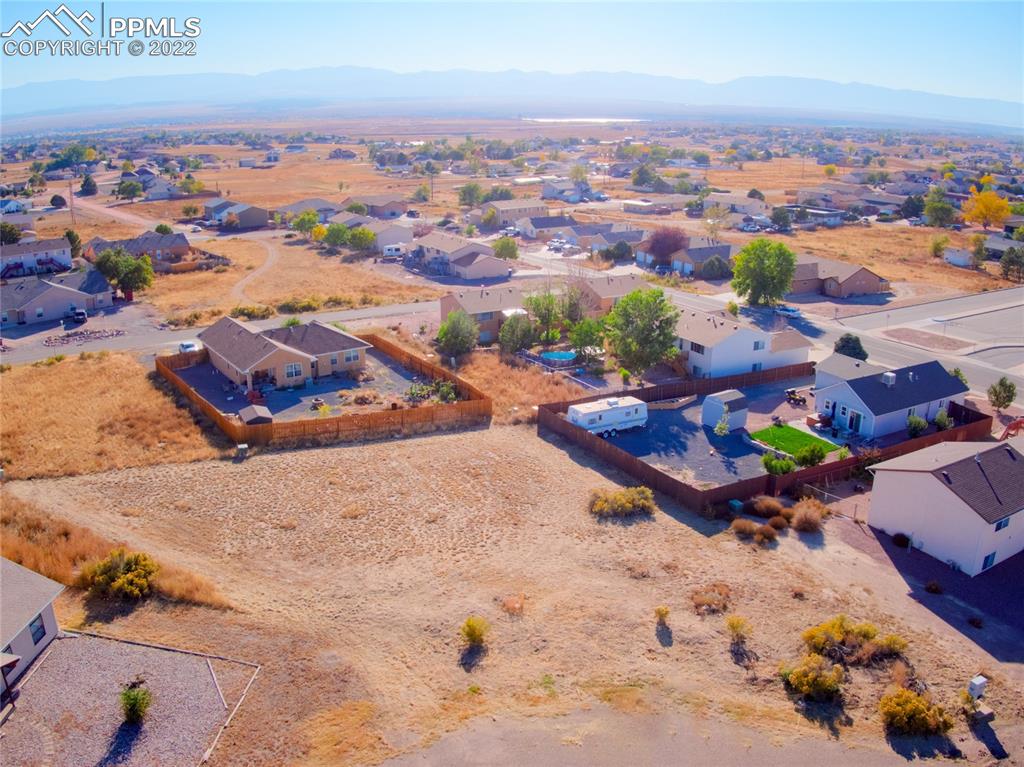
[588,486,656,518]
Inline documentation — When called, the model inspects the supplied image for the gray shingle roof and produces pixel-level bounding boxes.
[1,558,64,648]
[528,215,577,229]
[260,321,370,356]
[816,353,886,381]
[845,361,968,416]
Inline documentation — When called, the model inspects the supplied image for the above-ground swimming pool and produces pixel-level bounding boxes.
[540,350,577,363]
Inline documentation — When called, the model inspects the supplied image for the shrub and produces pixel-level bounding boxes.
[779,506,795,522]
[925,580,943,594]
[933,408,952,431]
[762,453,795,475]
[906,414,928,438]
[853,633,908,665]
[792,507,822,533]
[742,495,783,518]
[892,532,911,548]
[691,582,731,615]
[730,518,760,538]
[726,615,750,642]
[836,446,850,460]
[879,688,953,735]
[754,524,778,545]
[768,515,789,530]
[780,654,844,701]
[277,296,323,314]
[588,486,656,518]
[80,548,159,600]
[230,304,274,320]
[802,614,892,665]
[654,605,670,625]
[794,443,828,467]
[120,678,152,724]
[460,615,490,647]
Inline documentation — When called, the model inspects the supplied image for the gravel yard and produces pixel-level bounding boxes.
[1,633,256,767]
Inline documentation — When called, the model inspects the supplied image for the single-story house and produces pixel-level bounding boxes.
[85,232,193,264]
[541,179,590,203]
[1003,215,1024,236]
[589,229,647,252]
[343,195,408,219]
[517,215,578,240]
[789,254,889,298]
[869,438,1024,576]
[276,198,343,223]
[704,192,770,217]
[0,198,29,215]
[359,220,413,254]
[413,232,494,275]
[634,234,733,275]
[203,199,268,229]
[701,389,748,432]
[984,235,1017,259]
[472,199,548,227]
[0,237,73,278]
[439,287,523,344]
[328,211,375,229]
[780,205,845,227]
[813,353,886,391]
[197,317,371,390]
[1,558,64,689]
[450,252,510,281]
[1,269,113,327]
[814,359,968,438]
[674,308,812,378]
[573,274,645,317]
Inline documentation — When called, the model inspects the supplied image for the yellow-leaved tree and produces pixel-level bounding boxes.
[963,188,1010,230]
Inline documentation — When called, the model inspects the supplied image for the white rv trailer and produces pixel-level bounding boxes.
[567,396,648,437]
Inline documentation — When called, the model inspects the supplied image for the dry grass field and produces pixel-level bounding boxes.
[6,427,1021,766]
[0,352,227,480]
[32,206,144,243]
[458,352,588,424]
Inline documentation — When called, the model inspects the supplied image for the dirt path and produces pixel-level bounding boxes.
[72,195,163,229]
[228,237,277,303]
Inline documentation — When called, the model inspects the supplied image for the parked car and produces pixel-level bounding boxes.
[190,224,202,232]
[406,209,420,218]
[774,305,801,319]
[178,340,203,353]
[594,192,609,201]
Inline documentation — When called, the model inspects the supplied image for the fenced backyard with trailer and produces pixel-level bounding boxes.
[156,333,492,446]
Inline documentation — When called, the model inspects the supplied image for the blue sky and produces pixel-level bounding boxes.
[2,1,1022,102]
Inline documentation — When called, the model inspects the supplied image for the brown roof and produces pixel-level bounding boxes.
[674,309,748,346]
[416,231,493,257]
[347,194,407,207]
[770,329,814,353]
[448,286,522,314]
[795,254,881,285]
[579,274,644,299]
[483,198,546,211]
[198,317,301,372]
[261,320,370,356]
[0,237,70,258]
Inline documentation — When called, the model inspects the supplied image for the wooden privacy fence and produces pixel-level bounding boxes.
[538,369,994,512]
[155,334,491,446]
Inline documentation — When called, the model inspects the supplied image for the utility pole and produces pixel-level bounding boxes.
[68,180,76,226]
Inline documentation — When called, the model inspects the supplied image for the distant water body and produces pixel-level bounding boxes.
[522,117,648,124]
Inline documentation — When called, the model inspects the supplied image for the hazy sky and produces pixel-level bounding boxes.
[2,1,1022,102]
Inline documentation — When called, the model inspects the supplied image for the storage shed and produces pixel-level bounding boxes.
[701,389,748,432]
[238,404,273,424]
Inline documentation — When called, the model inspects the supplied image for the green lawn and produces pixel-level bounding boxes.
[750,424,839,456]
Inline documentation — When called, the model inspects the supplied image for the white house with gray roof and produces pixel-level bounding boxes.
[1,558,64,690]
[870,438,1024,575]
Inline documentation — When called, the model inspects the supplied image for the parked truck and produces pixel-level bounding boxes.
[567,396,648,438]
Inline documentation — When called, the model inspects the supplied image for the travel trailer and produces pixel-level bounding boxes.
[567,396,648,437]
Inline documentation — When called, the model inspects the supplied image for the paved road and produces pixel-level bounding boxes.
[840,287,1024,330]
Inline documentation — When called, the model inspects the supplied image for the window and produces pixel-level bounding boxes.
[751,363,763,372]
[690,341,705,354]
[1,312,7,323]
[823,399,832,411]
[753,340,765,351]
[344,349,360,363]
[284,362,302,378]
[995,518,1009,532]
[29,614,46,644]
[907,407,916,418]
[982,552,997,571]
[587,417,596,425]
[692,365,702,377]
[36,307,44,318]
[937,400,945,410]
[330,356,338,366]
[840,405,848,417]
[477,311,494,321]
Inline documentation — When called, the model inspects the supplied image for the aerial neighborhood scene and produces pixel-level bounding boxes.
[2,1,1023,765]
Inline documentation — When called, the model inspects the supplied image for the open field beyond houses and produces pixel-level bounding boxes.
[7,426,1022,766]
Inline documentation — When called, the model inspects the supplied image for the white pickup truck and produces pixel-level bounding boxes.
[567,396,648,438]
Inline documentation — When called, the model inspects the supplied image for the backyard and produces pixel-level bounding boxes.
[750,423,841,456]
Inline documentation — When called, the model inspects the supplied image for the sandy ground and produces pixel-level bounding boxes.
[6,426,1022,766]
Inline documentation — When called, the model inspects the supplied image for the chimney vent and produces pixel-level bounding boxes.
[882,371,897,388]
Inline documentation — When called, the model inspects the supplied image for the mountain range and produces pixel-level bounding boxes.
[2,67,1020,131]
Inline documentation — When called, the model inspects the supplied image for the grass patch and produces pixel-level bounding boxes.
[750,424,839,456]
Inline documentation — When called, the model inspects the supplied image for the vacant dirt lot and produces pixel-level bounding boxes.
[0,353,226,479]
[7,427,1021,766]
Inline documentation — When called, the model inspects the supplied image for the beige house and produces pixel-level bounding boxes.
[790,255,889,298]
[414,232,494,275]
[439,286,524,344]
[573,274,645,317]
[343,195,408,219]
[0,237,73,278]
[360,220,413,254]
[472,199,548,227]
[1,270,113,327]
[450,252,510,281]
[198,317,371,389]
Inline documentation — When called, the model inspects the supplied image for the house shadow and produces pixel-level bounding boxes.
[655,623,673,647]
[95,721,143,767]
[884,732,960,760]
[459,645,487,672]
[876,532,1024,663]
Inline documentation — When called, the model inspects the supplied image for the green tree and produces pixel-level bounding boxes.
[437,310,479,357]
[924,187,955,228]
[559,284,585,325]
[349,227,376,251]
[900,194,924,219]
[179,177,204,195]
[497,313,536,354]
[292,209,320,239]
[701,255,731,280]
[569,317,605,364]
[906,414,928,437]
[492,236,518,260]
[929,234,950,259]
[631,164,658,188]
[691,151,710,166]
[412,184,430,203]
[834,333,868,361]
[345,202,368,215]
[64,229,82,260]
[771,207,792,229]
[481,208,499,230]
[524,290,561,343]
[823,164,838,178]
[970,234,988,268]
[182,203,199,218]
[95,247,154,298]
[570,164,588,184]
[948,367,968,387]
[731,238,796,305]
[154,223,173,235]
[988,376,1017,411]
[999,247,1024,282]
[1,222,22,244]
[795,443,827,467]
[747,188,765,201]
[458,182,484,207]
[726,300,739,317]
[604,288,679,376]
[79,174,97,195]
[323,223,350,249]
[115,180,143,200]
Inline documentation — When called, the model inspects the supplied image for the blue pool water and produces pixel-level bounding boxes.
[540,350,577,362]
